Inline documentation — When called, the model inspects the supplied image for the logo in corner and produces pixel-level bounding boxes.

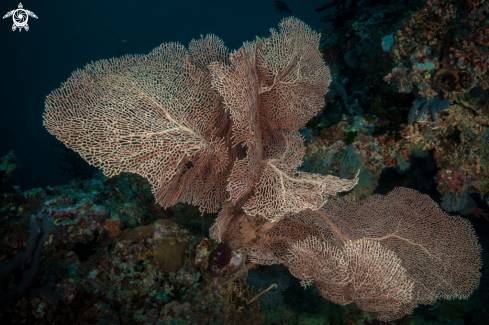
[3,3,37,32]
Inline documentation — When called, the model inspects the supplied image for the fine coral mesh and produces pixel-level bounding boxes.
[247,188,481,321]
[287,237,414,320]
[320,187,482,304]
[44,40,230,213]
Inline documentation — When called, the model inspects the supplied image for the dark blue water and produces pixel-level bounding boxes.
[0,0,328,190]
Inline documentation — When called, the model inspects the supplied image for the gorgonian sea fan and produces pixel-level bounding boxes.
[43,18,357,224]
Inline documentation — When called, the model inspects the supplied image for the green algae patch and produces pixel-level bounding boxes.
[153,237,189,272]
[117,225,155,242]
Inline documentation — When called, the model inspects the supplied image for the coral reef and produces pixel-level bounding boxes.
[386,0,489,100]
[0,166,261,324]
[2,2,489,323]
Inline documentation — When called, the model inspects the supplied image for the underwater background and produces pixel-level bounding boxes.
[0,0,326,190]
[1,0,489,324]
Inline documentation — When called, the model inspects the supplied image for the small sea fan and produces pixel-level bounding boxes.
[441,190,469,212]
[410,143,429,158]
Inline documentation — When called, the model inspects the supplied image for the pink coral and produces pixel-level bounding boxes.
[42,18,482,322]
[247,188,482,321]
[437,167,474,194]
[44,18,358,238]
